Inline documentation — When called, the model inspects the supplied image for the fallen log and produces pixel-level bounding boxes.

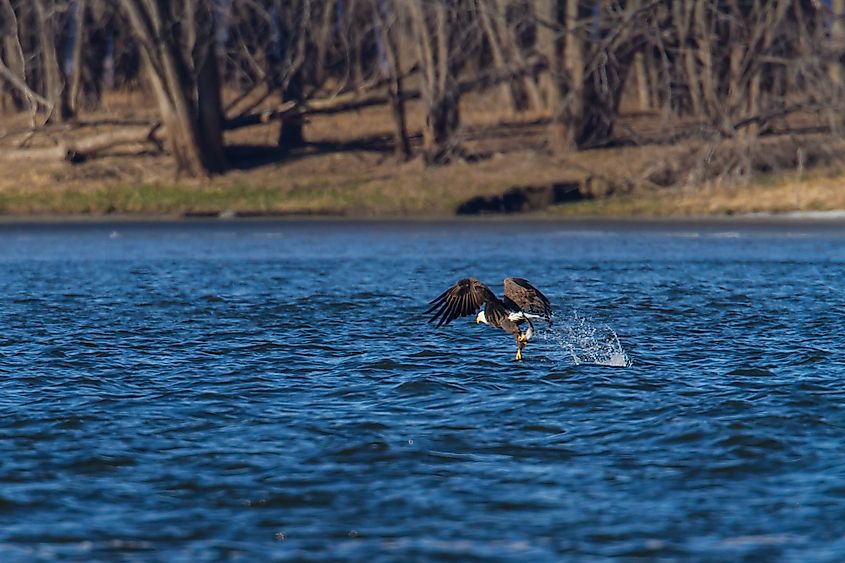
[0,124,162,162]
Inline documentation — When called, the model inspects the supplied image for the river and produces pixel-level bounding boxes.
[1,219,844,560]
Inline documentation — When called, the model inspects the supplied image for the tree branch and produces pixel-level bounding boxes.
[225,57,544,131]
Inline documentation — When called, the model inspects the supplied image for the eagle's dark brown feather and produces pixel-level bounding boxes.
[483,298,521,337]
[503,277,553,322]
[425,277,498,328]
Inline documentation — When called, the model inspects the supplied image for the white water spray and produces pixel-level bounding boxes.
[541,311,631,367]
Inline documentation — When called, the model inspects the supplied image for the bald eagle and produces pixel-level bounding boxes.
[426,277,553,361]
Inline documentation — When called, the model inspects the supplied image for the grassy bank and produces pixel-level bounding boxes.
[551,170,845,218]
[2,147,844,219]
[2,94,845,219]
[0,144,587,217]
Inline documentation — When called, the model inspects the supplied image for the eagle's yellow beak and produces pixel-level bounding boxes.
[476,318,480,324]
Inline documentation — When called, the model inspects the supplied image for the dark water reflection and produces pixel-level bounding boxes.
[1,220,845,560]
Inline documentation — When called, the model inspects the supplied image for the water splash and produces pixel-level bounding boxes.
[541,311,631,367]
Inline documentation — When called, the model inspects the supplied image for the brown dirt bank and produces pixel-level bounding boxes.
[2,95,845,219]
[1,146,844,219]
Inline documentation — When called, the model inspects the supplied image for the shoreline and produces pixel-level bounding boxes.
[2,210,845,229]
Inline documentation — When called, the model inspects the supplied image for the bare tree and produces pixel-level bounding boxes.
[545,0,643,150]
[0,0,37,114]
[33,0,73,122]
[374,0,412,160]
[271,0,312,151]
[118,0,226,176]
[409,0,476,163]
[68,0,110,112]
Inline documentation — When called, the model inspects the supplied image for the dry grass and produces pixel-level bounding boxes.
[551,169,845,217]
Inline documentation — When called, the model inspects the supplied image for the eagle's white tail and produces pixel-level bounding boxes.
[508,311,542,322]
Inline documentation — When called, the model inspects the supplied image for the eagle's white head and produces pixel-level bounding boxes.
[475,310,488,325]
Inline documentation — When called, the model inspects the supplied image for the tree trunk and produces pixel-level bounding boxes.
[375,0,411,160]
[693,0,721,123]
[195,29,227,166]
[109,22,141,90]
[645,48,662,111]
[0,0,30,112]
[673,0,702,115]
[68,0,109,112]
[424,87,460,163]
[548,0,641,150]
[548,0,583,151]
[633,51,650,111]
[830,0,843,85]
[494,0,544,112]
[69,0,87,114]
[33,0,72,123]
[411,0,462,164]
[278,71,306,150]
[534,0,561,111]
[478,0,517,113]
[274,0,311,151]
[0,57,52,114]
[119,0,226,177]
[576,60,632,147]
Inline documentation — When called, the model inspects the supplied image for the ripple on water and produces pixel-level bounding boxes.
[393,377,470,395]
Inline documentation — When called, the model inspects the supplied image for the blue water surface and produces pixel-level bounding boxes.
[1,219,845,561]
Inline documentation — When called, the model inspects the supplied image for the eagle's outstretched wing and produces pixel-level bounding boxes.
[503,277,552,321]
[426,277,499,328]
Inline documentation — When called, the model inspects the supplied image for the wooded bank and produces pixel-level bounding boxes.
[2,0,845,193]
